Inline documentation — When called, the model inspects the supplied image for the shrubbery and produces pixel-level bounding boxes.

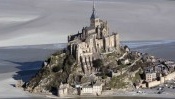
[63,54,75,73]
[52,49,66,56]
[52,64,62,72]
[92,59,104,69]
[109,75,128,89]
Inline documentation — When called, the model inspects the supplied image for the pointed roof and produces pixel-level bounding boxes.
[90,0,98,19]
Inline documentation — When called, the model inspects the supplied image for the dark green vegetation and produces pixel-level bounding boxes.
[93,59,104,69]
[108,75,129,89]
[24,49,76,92]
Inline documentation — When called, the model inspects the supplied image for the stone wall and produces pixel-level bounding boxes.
[146,72,175,88]
[147,80,161,88]
[80,55,94,74]
[164,72,175,81]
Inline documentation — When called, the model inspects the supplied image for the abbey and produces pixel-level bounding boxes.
[67,3,120,73]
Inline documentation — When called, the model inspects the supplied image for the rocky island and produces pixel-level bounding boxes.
[22,1,175,97]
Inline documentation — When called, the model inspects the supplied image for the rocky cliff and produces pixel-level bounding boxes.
[24,46,148,95]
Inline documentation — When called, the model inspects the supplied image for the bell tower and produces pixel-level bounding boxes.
[90,0,100,28]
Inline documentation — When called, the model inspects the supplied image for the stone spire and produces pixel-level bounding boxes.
[90,0,98,19]
[90,0,100,27]
[93,0,95,12]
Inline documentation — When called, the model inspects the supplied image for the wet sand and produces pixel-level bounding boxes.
[0,45,58,98]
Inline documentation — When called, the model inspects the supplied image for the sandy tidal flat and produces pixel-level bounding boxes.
[0,72,30,98]
[0,46,59,98]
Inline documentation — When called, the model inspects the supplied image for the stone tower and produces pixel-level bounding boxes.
[90,0,100,28]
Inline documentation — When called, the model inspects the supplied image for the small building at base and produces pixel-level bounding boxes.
[81,82,103,95]
[57,83,69,97]
[145,72,157,82]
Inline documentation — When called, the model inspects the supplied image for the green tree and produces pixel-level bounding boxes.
[63,54,75,73]
[92,59,104,70]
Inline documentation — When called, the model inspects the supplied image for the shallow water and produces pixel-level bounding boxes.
[132,41,175,61]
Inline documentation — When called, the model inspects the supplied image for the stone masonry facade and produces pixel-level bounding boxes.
[67,2,120,74]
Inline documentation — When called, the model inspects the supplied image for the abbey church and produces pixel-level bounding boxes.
[67,2,120,73]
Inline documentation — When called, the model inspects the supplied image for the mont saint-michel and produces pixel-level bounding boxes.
[10,1,175,98]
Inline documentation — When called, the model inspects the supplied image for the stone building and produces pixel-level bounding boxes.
[81,82,103,95]
[145,72,157,82]
[57,83,69,97]
[67,2,120,74]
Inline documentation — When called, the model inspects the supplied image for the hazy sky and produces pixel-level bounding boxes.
[0,0,175,47]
